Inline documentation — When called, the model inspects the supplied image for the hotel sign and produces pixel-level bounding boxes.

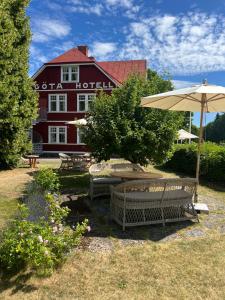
[35,81,114,90]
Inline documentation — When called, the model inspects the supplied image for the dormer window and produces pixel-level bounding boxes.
[61,65,79,82]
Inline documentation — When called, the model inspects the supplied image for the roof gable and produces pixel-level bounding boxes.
[46,48,93,64]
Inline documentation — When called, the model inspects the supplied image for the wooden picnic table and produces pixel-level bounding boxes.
[110,171,163,181]
[26,155,39,168]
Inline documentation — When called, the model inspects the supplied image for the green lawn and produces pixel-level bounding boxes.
[1,159,225,299]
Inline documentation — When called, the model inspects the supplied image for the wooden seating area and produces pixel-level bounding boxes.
[59,153,74,170]
[110,178,199,230]
[59,152,94,170]
[89,163,145,200]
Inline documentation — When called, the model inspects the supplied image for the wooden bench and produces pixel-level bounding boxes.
[110,178,199,230]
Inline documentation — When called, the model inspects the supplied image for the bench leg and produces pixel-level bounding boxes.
[161,207,165,227]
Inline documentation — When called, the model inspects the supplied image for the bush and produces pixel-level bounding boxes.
[0,170,88,276]
[163,142,225,182]
[0,200,87,276]
[34,168,60,192]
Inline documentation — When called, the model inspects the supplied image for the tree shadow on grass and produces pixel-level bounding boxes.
[0,271,38,295]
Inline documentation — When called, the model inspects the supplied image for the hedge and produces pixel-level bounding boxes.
[162,142,225,182]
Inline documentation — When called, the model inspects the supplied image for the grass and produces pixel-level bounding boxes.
[2,237,225,299]
[1,159,225,299]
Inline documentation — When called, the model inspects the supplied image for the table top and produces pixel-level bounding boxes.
[26,155,39,158]
[110,171,163,180]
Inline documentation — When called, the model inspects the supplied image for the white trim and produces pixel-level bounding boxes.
[77,128,86,145]
[61,65,79,83]
[42,151,88,154]
[47,112,86,114]
[77,93,96,112]
[38,120,80,123]
[48,126,67,144]
[48,94,67,112]
[43,143,83,145]
[32,62,120,86]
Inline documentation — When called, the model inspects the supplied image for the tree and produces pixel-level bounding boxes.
[0,0,38,168]
[204,113,225,143]
[84,73,183,165]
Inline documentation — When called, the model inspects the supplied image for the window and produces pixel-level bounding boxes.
[61,65,79,82]
[77,94,95,112]
[48,94,67,112]
[48,126,67,144]
[77,128,86,144]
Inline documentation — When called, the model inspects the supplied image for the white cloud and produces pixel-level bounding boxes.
[105,0,133,9]
[119,12,225,75]
[172,80,200,89]
[66,1,103,16]
[29,45,50,75]
[32,18,71,43]
[105,0,140,18]
[65,0,139,18]
[91,42,117,58]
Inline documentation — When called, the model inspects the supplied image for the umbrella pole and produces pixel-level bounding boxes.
[195,94,206,202]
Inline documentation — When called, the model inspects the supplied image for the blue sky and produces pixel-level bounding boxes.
[28,0,225,126]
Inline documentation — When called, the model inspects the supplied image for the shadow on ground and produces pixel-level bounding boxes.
[62,195,196,243]
[0,272,37,295]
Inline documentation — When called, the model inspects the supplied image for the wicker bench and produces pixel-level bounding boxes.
[89,163,144,200]
[110,178,199,230]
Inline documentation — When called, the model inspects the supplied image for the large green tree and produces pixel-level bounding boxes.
[0,0,38,168]
[84,72,183,165]
[204,113,225,143]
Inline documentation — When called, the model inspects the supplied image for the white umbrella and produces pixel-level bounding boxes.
[66,118,87,127]
[178,129,198,141]
[141,81,225,200]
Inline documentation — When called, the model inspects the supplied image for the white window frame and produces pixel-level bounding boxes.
[61,65,79,83]
[48,94,67,112]
[77,128,86,145]
[77,93,96,112]
[48,126,67,144]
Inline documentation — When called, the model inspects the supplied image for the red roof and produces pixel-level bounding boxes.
[44,47,147,84]
[46,48,93,64]
[98,60,146,84]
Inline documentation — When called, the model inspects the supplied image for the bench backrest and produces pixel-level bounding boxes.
[112,178,197,195]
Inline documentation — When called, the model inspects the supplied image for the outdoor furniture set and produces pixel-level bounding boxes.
[21,155,40,168]
[89,162,199,230]
[59,152,94,171]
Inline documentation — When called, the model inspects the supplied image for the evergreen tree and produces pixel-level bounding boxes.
[0,0,38,168]
[84,73,183,165]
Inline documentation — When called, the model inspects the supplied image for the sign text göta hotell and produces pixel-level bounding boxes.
[35,81,114,90]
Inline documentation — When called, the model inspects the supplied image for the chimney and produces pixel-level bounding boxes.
[77,45,88,56]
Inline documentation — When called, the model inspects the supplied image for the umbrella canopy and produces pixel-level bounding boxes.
[66,118,87,127]
[141,81,225,201]
[178,129,198,140]
[141,84,225,112]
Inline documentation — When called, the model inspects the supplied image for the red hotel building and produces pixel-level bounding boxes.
[32,45,147,154]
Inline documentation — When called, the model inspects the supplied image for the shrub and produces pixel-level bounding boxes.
[34,168,60,192]
[163,142,225,182]
[0,197,88,276]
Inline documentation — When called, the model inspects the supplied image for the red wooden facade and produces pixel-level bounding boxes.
[32,45,147,153]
